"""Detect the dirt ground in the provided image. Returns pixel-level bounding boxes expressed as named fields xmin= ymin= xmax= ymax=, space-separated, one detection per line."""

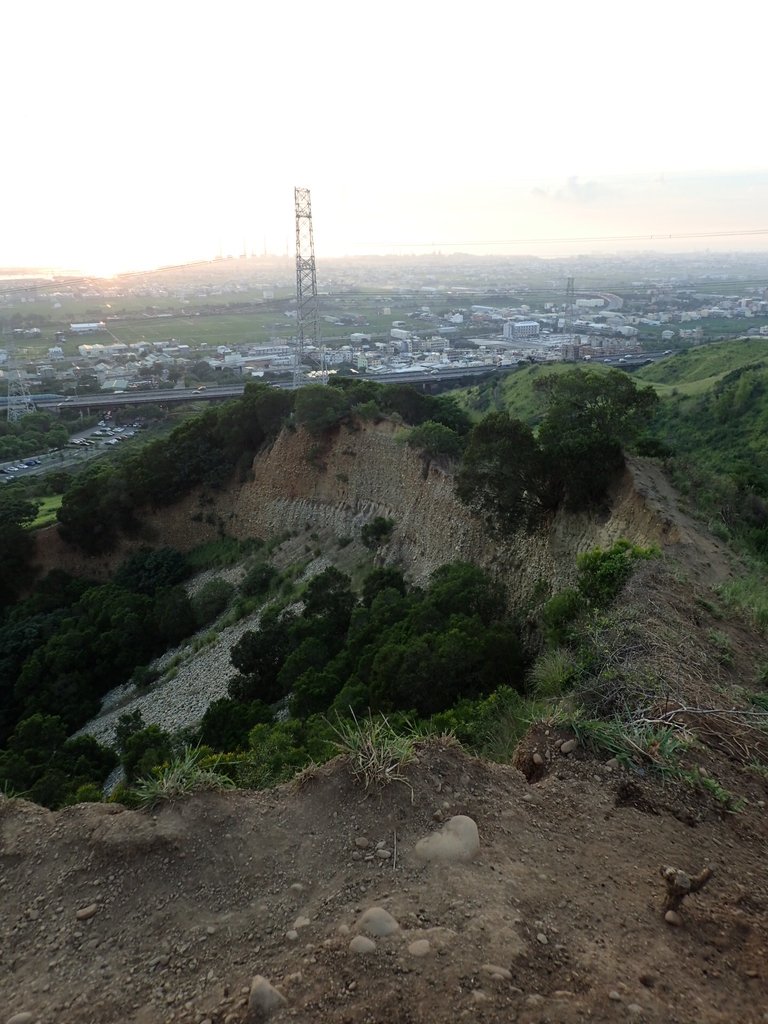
xmin=2 ymin=734 xmax=767 ymax=1024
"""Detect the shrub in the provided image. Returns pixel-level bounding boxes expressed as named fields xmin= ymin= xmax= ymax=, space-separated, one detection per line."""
xmin=541 ymin=588 xmax=584 ymax=645
xmin=576 ymin=540 xmax=656 ymax=606
xmin=191 ymin=578 xmax=235 ymax=627
xmin=240 ymin=562 xmax=279 ymax=599
xmin=529 ymin=648 xmax=579 ymax=699
xmin=361 ymin=516 xmax=395 ymax=549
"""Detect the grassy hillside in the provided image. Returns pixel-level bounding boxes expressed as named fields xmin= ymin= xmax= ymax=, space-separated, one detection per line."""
xmin=634 ymin=338 xmax=768 ymax=396
xmin=460 ymin=362 xmax=616 ymax=424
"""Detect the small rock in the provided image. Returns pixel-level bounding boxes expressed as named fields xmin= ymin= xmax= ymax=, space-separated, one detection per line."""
xmin=349 ymin=935 xmax=376 ymax=954
xmin=354 ymin=837 xmax=370 ymax=849
xmin=206 ymin=925 xmax=216 ymax=935
xmin=664 ymin=910 xmax=683 ymax=927
xmin=526 ymin=994 xmax=545 ymax=1007
xmin=293 ymin=916 xmax=310 ymax=930
xmin=26 ymin=909 xmax=39 ymax=921
xmin=537 ymin=933 xmax=548 ymax=945
xmin=285 ymin=930 xmax=299 ymax=942
xmin=627 ymin=1005 xmax=644 ymax=1016
xmin=408 ymin=939 xmax=431 ymax=957
xmin=289 ymin=883 xmax=305 ymax=893
xmin=376 ymin=849 xmax=391 ymax=860
xmin=471 ymin=990 xmax=488 ymax=1003
xmin=7 ymin=1014 xmax=35 ymax=1024
xmin=560 ymin=739 xmax=578 ymax=755
xmin=338 ymin=924 xmax=350 ymax=935
xmin=358 ymin=907 xmax=399 ymax=937
xmin=247 ymin=975 xmax=287 ymax=1022
xmin=481 ymin=963 xmax=512 ymax=980
xmin=75 ymin=904 xmax=98 ymax=921
xmin=606 ymin=758 xmax=619 ymax=770
xmin=532 ymin=753 xmax=544 ymax=766
xmin=608 ymin=990 xmax=622 ymax=1001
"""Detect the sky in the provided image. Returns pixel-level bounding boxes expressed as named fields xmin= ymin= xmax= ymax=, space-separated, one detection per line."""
xmin=3 ymin=0 xmax=767 ymax=273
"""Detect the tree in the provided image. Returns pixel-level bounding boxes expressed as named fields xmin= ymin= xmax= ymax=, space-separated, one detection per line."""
xmin=456 ymin=413 xmax=550 ymax=528
xmin=535 ymin=369 xmax=658 ymax=510
xmin=406 ymin=421 xmax=464 ymax=460
xmin=294 ymin=385 xmax=350 ymax=436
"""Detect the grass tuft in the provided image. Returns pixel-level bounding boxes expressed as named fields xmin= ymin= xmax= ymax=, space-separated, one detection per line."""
xmin=331 ymin=712 xmax=417 ymax=794
xmin=134 ymin=746 xmax=236 ymax=809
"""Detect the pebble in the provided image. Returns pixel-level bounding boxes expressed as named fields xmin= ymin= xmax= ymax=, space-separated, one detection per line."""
xmin=537 ymin=933 xmax=548 ymax=945
xmin=481 ymin=964 xmax=512 ymax=980
xmin=285 ymin=930 xmax=299 ymax=942
xmin=608 ymin=990 xmax=622 ymax=1001
xmin=349 ymin=935 xmax=376 ymax=954
xmin=470 ymin=990 xmax=489 ymax=1003
xmin=532 ymin=753 xmax=544 ymax=766
xmin=408 ymin=939 xmax=431 ymax=957
xmin=560 ymin=739 xmax=578 ymax=755
xmin=526 ymin=994 xmax=545 ymax=1007
xmin=628 ymin=1005 xmax=644 ymax=1016
xmin=358 ymin=907 xmax=399 ymax=937
xmin=376 ymin=849 xmax=391 ymax=860
xmin=75 ymin=904 xmax=98 ymax=921
xmin=247 ymin=975 xmax=287 ymax=1020
xmin=606 ymin=758 xmax=620 ymax=770
xmin=293 ymin=916 xmax=310 ymax=930
xmin=7 ymin=1014 xmax=35 ymax=1024
xmin=354 ymin=837 xmax=370 ymax=849
xmin=664 ymin=910 xmax=682 ymax=926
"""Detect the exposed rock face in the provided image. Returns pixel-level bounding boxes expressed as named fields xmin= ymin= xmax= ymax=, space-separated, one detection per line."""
xmin=31 ymin=419 xmax=687 ymax=611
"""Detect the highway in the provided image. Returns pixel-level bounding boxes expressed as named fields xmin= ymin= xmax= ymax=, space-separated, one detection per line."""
xmin=33 ymin=365 xmax=506 ymax=413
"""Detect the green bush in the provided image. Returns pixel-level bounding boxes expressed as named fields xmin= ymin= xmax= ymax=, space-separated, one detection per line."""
xmin=541 ymin=588 xmax=584 ymax=645
xmin=576 ymin=540 xmax=656 ymax=606
xmin=240 ymin=562 xmax=279 ymax=599
xmin=361 ymin=516 xmax=395 ymax=549
xmin=191 ymin=578 xmax=235 ymax=627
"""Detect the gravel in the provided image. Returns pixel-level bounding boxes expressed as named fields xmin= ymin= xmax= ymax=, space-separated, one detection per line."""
xmin=72 ymin=611 xmax=263 ymax=746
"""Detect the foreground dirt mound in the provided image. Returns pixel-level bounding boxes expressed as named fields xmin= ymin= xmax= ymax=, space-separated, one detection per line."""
xmin=2 ymin=741 xmax=767 ymax=1024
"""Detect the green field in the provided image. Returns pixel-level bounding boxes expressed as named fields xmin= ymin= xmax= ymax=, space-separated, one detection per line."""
xmin=28 ymin=494 xmax=63 ymax=529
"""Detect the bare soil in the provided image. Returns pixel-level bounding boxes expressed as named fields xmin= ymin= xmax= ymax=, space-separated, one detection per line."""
xmin=2 ymin=734 xmax=767 ymax=1024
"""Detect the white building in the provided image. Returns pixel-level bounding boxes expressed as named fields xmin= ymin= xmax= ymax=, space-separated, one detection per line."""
xmin=503 ymin=320 xmax=540 ymax=340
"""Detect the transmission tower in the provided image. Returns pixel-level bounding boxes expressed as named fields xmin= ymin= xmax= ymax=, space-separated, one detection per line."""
xmin=7 ymin=370 xmax=36 ymax=423
xmin=294 ymin=186 xmax=320 ymax=387
xmin=563 ymin=276 xmax=575 ymax=336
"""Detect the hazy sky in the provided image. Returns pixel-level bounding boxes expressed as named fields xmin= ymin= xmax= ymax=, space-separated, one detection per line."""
xmin=4 ymin=0 xmax=767 ymax=273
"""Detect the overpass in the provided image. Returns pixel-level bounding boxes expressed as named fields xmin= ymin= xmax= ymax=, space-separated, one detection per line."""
xmin=34 ymin=365 xmax=513 ymax=414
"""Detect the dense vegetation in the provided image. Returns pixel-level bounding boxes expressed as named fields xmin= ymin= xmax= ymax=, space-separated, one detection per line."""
xmin=6 ymin=353 xmax=764 ymax=811
xmin=456 ymin=368 xmax=658 ymax=524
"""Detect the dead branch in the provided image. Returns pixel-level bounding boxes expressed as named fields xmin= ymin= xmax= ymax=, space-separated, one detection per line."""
xmin=660 ymin=864 xmax=714 ymax=915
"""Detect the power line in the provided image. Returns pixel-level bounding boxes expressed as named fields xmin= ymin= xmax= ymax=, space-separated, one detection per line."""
xmin=357 ymin=228 xmax=768 ymax=248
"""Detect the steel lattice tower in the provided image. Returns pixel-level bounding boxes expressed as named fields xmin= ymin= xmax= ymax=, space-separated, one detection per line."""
xmin=7 ymin=370 xmax=36 ymax=423
xmin=294 ymin=186 xmax=320 ymax=387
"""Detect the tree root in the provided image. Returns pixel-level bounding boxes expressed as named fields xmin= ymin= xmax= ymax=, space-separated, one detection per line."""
xmin=660 ymin=864 xmax=713 ymax=915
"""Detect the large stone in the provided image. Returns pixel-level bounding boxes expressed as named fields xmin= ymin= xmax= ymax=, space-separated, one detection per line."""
xmin=414 ymin=815 xmax=480 ymax=863
xmin=358 ymin=907 xmax=399 ymax=937
xmin=246 ymin=975 xmax=287 ymax=1022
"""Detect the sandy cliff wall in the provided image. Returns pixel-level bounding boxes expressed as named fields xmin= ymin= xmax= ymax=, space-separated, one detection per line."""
xmin=32 ymin=420 xmax=687 ymax=604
